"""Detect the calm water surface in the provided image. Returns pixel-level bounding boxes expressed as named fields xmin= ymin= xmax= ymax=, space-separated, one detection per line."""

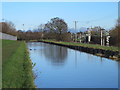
xmin=27 ymin=42 xmax=119 ymax=88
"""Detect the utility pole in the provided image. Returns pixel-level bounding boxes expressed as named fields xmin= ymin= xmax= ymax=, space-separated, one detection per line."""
xmin=87 ymin=28 xmax=91 ymax=43
xmin=100 ymin=28 xmax=105 ymax=46
xmin=22 ymin=24 xmax=24 ymax=31
xmin=73 ymin=21 xmax=78 ymax=42
xmin=73 ymin=21 xmax=78 ymax=68
xmin=100 ymin=28 xmax=103 ymax=46
xmin=79 ymin=32 xmax=82 ymax=43
xmin=39 ymin=24 xmax=44 ymax=40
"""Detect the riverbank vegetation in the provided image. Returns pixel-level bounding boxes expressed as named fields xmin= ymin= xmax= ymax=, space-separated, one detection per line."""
xmin=1 ymin=17 xmax=120 ymax=48
xmin=17 ymin=18 xmax=120 ymax=48
xmin=39 ymin=40 xmax=120 ymax=60
xmin=40 ymin=40 xmax=120 ymax=52
xmin=1 ymin=17 xmax=120 ymax=61
xmin=2 ymin=40 xmax=35 ymax=88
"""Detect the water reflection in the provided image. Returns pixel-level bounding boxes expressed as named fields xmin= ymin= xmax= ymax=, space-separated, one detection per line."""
xmin=118 ymin=61 xmax=120 ymax=89
xmin=27 ymin=42 xmax=118 ymax=88
xmin=27 ymin=42 xmax=68 ymax=66
xmin=43 ymin=44 xmax=68 ymax=65
xmin=87 ymin=54 xmax=103 ymax=64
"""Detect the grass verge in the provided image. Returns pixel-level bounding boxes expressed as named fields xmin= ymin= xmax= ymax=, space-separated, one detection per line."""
xmin=2 ymin=40 xmax=35 ymax=88
xmin=41 ymin=40 xmax=120 ymax=52
xmin=0 ymin=39 xmax=2 ymax=89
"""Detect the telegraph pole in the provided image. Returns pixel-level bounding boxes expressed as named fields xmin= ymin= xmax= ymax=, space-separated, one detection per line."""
xmin=87 ymin=28 xmax=91 ymax=43
xmin=100 ymin=28 xmax=103 ymax=46
xmin=73 ymin=21 xmax=78 ymax=67
xmin=73 ymin=21 xmax=78 ymax=42
xmin=40 ymin=24 xmax=44 ymax=39
xmin=22 ymin=24 xmax=24 ymax=31
xmin=100 ymin=28 xmax=105 ymax=46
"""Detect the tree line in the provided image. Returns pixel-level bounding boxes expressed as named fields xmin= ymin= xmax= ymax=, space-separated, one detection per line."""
xmin=109 ymin=19 xmax=120 ymax=47
xmin=0 ymin=17 xmax=120 ymax=47
xmin=0 ymin=22 xmax=17 ymax=36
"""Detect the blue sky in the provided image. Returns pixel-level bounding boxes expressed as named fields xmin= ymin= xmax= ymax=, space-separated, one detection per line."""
xmin=2 ymin=2 xmax=118 ymax=31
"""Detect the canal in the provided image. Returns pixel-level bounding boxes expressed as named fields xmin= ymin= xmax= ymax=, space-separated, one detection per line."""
xmin=27 ymin=42 xmax=119 ymax=88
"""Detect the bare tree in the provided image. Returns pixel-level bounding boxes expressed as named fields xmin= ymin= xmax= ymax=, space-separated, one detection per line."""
xmin=44 ymin=17 xmax=68 ymax=41
xmin=110 ymin=19 xmax=120 ymax=47
xmin=1 ymin=21 xmax=16 ymax=36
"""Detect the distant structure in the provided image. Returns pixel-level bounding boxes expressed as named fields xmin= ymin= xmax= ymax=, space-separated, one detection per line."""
xmin=87 ymin=28 xmax=92 ymax=43
xmin=0 ymin=32 xmax=17 ymax=40
xmin=106 ymin=31 xmax=110 ymax=46
xmin=73 ymin=21 xmax=78 ymax=42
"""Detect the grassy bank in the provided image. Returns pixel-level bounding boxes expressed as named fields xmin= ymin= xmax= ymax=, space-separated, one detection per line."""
xmin=0 ymin=40 xmax=2 ymax=89
xmin=2 ymin=40 xmax=35 ymax=88
xmin=41 ymin=40 xmax=120 ymax=52
xmin=39 ymin=40 xmax=120 ymax=60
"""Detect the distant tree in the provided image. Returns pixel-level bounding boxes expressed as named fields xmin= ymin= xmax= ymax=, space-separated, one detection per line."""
xmin=38 ymin=24 xmax=45 ymax=32
xmin=1 ymin=21 xmax=16 ymax=35
xmin=17 ymin=30 xmax=26 ymax=40
xmin=110 ymin=19 xmax=120 ymax=47
xmin=44 ymin=17 xmax=68 ymax=41
xmin=85 ymin=26 xmax=107 ymax=44
xmin=90 ymin=26 xmax=106 ymax=36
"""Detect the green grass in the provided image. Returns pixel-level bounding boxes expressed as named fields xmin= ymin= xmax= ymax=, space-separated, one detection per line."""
xmin=2 ymin=40 xmax=35 ymax=88
xmin=42 ymin=40 xmax=120 ymax=52
xmin=0 ymin=39 xmax=2 ymax=89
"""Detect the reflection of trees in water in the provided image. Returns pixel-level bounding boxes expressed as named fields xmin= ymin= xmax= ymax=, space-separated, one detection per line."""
xmin=43 ymin=44 xmax=68 ymax=65
xmin=118 ymin=61 xmax=120 ymax=89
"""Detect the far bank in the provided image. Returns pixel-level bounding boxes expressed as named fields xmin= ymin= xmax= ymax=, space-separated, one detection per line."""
xmin=36 ymin=40 xmax=120 ymax=61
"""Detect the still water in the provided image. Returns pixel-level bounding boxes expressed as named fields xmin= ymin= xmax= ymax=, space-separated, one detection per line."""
xmin=27 ymin=42 xmax=118 ymax=88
